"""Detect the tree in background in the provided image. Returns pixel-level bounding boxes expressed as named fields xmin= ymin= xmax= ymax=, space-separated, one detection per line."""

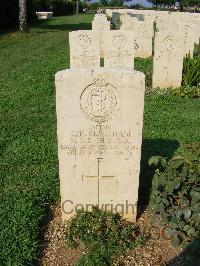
xmin=100 ymin=0 xmax=124 ymax=6
xmin=19 ymin=0 xmax=28 ymax=32
xmin=146 ymin=0 xmax=166 ymax=9
xmin=147 ymin=0 xmax=200 ymax=9
xmin=100 ymin=0 xmax=110 ymax=6
xmin=76 ymin=0 xmax=79 ymax=14
xmin=109 ymin=0 xmax=124 ymax=6
xmin=177 ymin=0 xmax=200 ymax=10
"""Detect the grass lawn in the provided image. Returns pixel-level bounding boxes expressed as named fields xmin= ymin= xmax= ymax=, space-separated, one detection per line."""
xmin=0 ymin=14 xmax=199 ymax=265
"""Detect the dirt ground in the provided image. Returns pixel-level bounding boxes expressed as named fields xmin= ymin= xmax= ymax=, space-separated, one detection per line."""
xmin=41 ymin=205 xmax=185 ymax=266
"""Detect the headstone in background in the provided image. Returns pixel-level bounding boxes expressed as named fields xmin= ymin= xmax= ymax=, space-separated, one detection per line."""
xmin=56 ymin=68 xmax=145 ymax=222
xmin=178 ymin=23 xmax=195 ymax=58
xmin=104 ymin=31 xmax=135 ymax=69
xmin=134 ymin=21 xmax=153 ymax=58
xmin=156 ymin=15 xmax=179 ymax=32
xmin=92 ymin=14 xmax=110 ymax=57
xmin=120 ymin=13 xmax=138 ymax=31
xmin=153 ymin=32 xmax=184 ymax=89
xmin=69 ymin=31 xmax=100 ymax=69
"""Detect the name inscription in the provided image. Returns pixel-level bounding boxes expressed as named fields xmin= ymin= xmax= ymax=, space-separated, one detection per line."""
xmin=61 ymin=125 xmax=138 ymax=159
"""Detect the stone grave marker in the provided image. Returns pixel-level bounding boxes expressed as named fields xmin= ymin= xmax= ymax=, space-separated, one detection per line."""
xmin=178 ymin=23 xmax=195 ymax=58
xmin=56 ymin=68 xmax=145 ymax=221
xmin=69 ymin=31 xmax=100 ymax=69
xmin=92 ymin=14 xmax=110 ymax=57
xmin=120 ymin=13 xmax=138 ymax=31
xmin=134 ymin=21 xmax=153 ymax=58
xmin=153 ymin=32 xmax=184 ymax=89
xmin=104 ymin=31 xmax=135 ymax=69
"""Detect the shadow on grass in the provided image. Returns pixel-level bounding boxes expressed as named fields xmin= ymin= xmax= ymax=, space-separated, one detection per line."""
xmin=34 ymin=201 xmax=55 ymax=266
xmin=137 ymin=138 xmax=180 ymax=217
xmin=35 ymin=22 xmax=92 ymax=32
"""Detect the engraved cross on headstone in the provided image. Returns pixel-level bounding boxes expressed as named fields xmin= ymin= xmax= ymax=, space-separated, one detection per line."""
xmin=82 ymin=158 xmax=116 ymax=205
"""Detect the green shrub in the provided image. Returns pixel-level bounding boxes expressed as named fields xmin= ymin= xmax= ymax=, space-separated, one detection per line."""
xmin=148 ymin=156 xmax=200 ymax=248
xmin=182 ymin=56 xmax=200 ymax=87
xmin=172 ymin=85 xmax=200 ymax=98
xmin=66 ymin=207 xmax=145 ymax=265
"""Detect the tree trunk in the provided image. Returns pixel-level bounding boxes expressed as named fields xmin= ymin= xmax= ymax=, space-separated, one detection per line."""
xmin=179 ymin=0 xmax=184 ymax=11
xmin=19 ymin=0 xmax=28 ymax=32
xmin=76 ymin=0 xmax=79 ymax=14
xmin=155 ymin=1 xmax=158 ymax=10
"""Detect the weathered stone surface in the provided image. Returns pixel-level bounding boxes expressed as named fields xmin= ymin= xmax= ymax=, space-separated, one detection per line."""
xmin=104 ymin=31 xmax=135 ymax=69
xmin=178 ymin=23 xmax=195 ymax=58
xmin=134 ymin=21 xmax=153 ymax=58
xmin=92 ymin=15 xmax=110 ymax=58
xmin=153 ymin=32 xmax=184 ymax=89
xmin=56 ymin=68 xmax=145 ymax=221
xmin=69 ymin=31 xmax=100 ymax=69
xmin=120 ymin=13 xmax=138 ymax=31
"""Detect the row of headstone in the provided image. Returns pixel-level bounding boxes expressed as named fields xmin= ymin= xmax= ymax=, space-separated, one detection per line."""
xmin=108 ymin=9 xmax=200 ymax=47
xmin=70 ymin=30 xmax=135 ymax=69
xmin=56 ymin=13 xmax=145 ymax=221
xmin=120 ymin=13 xmax=153 ymax=58
xmin=91 ymin=13 xmax=153 ymax=60
xmin=107 ymin=9 xmax=200 ymax=89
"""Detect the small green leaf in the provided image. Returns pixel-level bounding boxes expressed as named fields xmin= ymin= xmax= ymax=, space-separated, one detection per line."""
xmin=159 ymin=174 xmax=167 ymax=186
xmin=191 ymin=213 xmax=200 ymax=223
xmin=187 ymin=227 xmax=196 ymax=237
xmin=161 ymin=158 xmax=167 ymax=168
xmin=183 ymin=208 xmax=192 ymax=220
xmin=191 ymin=191 xmax=200 ymax=203
xmin=172 ymin=158 xmax=184 ymax=169
xmin=165 ymin=181 xmax=174 ymax=194
xmin=148 ymin=156 xmax=162 ymax=166
xmin=176 ymin=209 xmax=183 ymax=220
xmin=173 ymin=179 xmax=180 ymax=190
xmin=182 ymin=197 xmax=190 ymax=207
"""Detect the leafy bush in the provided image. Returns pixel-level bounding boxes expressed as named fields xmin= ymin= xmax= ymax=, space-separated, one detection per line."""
xmin=66 ymin=207 xmax=145 ymax=265
xmin=172 ymin=85 xmax=200 ymax=98
xmin=148 ymin=156 xmax=200 ymax=248
xmin=182 ymin=56 xmax=200 ymax=87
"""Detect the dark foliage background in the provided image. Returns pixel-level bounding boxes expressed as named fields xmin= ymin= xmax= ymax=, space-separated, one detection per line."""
xmin=0 ymin=0 xmax=86 ymax=30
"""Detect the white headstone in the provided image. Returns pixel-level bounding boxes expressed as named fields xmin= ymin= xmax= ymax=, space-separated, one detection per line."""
xmin=134 ymin=21 xmax=153 ymax=58
xmin=92 ymin=15 xmax=110 ymax=58
xmin=153 ymin=32 xmax=184 ymax=89
xmin=69 ymin=31 xmax=100 ymax=69
xmin=56 ymin=68 xmax=145 ymax=221
xmin=178 ymin=23 xmax=195 ymax=58
xmin=104 ymin=31 xmax=135 ymax=69
xmin=120 ymin=13 xmax=138 ymax=31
